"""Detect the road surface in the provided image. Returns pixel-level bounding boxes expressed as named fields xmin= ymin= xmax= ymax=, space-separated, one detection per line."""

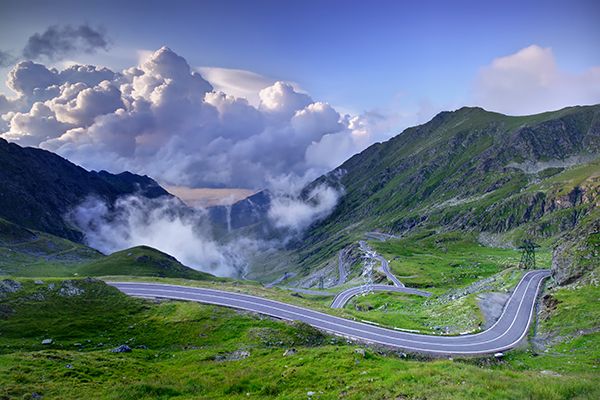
xmin=109 ymin=269 xmax=550 ymax=355
xmin=331 ymin=284 xmax=431 ymax=308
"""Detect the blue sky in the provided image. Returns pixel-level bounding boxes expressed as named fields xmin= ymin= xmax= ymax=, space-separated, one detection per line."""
xmin=0 ymin=0 xmax=599 ymax=191
xmin=1 ymin=0 xmax=598 ymax=112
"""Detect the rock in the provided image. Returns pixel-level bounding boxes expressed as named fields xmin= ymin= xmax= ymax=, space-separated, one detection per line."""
xmin=47 ymin=283 xmax=55 ymax=290
xmin=0 ymin=279 xmax=22 ymax=297
xmin=136 ymin=345 xmax=148 ymax=349
xmin=354 ymin=348 xmax=366 ymax=357
xmin=58 ymin=280 xmax=84 ymax=297
xmin=34 ymin=280 xmax=44 ymax=285
xmin=540 ymin=370 xmax=561 ymax=377
xmin=111 ymin=345 xmax=132 ymax=353
xmin=41 ymin=339 xmax=53 ymax=345
xmin=215 ymin=350 xmax=250 ymax=361
xmin=307 ymin=391 xmax=315 ymax=397
xmin=66 ymin=364 xmax=73 ymax=369
xmin=283 ymin=348 xmax=297 ymax=357
xmin=31 ymin=393 xmax=43 ymax=399
xmin=494 ymin=352 xmax=504 ymax=358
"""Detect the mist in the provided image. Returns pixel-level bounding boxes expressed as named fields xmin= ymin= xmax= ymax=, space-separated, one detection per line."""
xmin=68 ymin=182 xmax=343 ymax=278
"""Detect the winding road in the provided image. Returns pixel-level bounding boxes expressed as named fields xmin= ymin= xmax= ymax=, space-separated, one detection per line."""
xmin=109 ymin=269 xmax=550 ymax=355
xmin=358 ymin=241 xmax=404 ymax=287
xmin=331 ymin=284 xmax=431 ymax=308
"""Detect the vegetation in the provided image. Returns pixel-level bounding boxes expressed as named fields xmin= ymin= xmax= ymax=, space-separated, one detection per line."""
xmin=1 ymin=278 xmax=598 ymax=400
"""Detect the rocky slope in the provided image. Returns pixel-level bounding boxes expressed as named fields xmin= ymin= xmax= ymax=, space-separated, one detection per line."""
xmin=0 ymin=138 xmax=170 ymax=242
xmin=283 ymin=105 xmax=600 ymax=279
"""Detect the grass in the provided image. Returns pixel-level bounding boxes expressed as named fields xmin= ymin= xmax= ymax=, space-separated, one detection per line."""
xmin=370 ymin=231 xmax=549 ymax=291
xmin=1 ymin=278 xmax=598 ymax=399
xmin=1 ymin=217 xmax=216 ymax=281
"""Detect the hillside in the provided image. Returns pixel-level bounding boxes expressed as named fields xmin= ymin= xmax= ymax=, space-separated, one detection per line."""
xmin=0 ymin=216 xmax=216 ymax=280
xmin=77 ymin=246 xmax=217 ymax=280
xmin=0 ymin=138 xmax=170 ymax=242
xmin=1 ymin=277 xmax=598 ymax=399
xmin=283 ymin=105 xmax=600 ymax=277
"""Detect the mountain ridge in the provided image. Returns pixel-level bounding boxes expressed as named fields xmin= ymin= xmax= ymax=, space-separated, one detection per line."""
xmin=0 ymin=138 xmax=171 ymax=242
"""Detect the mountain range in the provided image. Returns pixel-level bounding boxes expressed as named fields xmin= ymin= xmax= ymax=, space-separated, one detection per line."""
xmin=0 ymin=105 xmax=598 ymax=286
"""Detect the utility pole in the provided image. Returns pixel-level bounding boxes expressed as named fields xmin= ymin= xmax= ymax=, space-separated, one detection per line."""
xmin=518 ymin=239 xmax=540 ymax=269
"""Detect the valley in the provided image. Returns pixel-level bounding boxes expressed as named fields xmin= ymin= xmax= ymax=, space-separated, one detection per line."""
xmin=1 ymin=104 xmax=598 ymax=399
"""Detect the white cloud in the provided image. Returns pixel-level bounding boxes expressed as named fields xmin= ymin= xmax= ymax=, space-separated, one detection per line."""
xmin=473 ymin=45 xmax=600 ymax=115
xmin=68 ymin=195 xmax=250 ymax=276
xmin=268 ymin=184 xmax=341 ymax=232
xmin=197 ymin=66 xmax=274 ymax=107
xmin=0 ymin=46 xmax=431 ymax=190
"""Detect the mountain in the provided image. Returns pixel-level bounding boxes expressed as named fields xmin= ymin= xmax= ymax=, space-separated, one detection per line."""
xmin=281 ymin=105 xmax=600 ymax=278
xmin=208 ymin=190 xmax=272 ymax=233
xmin=0 ymin=138 xmax=170 ymax=242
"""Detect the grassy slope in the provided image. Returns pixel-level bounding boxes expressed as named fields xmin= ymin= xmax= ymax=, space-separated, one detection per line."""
xmin=281 ymin=105 xmax=600 ymax=279
xmin=1 ymin=279 xmax=598 ymax=400
xmin=77 ymin=246 xmax=218 ymax=281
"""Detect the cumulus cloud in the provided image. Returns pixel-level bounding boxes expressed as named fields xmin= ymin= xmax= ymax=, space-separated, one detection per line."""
xmin=473 ymin=45 xmax=600 ymax=115
xmin=0 ymin=46 xmax=388 ymax=190
xmin=197 ymin=66 xmax=276 ymax=107
xmin=23 ymin=24 xmax=109 ymax=61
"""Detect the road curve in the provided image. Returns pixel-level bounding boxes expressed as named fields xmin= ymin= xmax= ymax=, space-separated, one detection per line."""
xmin=358 ymin=241 xmax=404 ymax=287
xmin=109 ymin=269 xmax=550 ymax=355
xmin=331 ymin=284 xmax=431 ymax=308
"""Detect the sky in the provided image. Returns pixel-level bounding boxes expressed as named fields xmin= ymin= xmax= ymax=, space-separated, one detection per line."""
xmin=0 ymin=0 xmax=599 ymax=193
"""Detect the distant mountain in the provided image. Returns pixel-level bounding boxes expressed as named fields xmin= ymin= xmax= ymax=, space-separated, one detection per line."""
xmin=289 ymin=105 xmax=600 ymax=276
xmin=0 ymin=138 xmax=170 ymax=242
xmin=208 ymin=190 xmax=272 ymax=233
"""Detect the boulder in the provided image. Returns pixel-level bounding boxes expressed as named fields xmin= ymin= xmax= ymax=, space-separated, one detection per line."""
xmin=283 ymin=348 xmax=297 ymax=357
xmin=111 ymin=345 xmax=132 ymax=353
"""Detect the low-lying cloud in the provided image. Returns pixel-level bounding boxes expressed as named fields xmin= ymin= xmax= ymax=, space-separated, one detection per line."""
xmin=68 ymin=183 xmax=342 ymax=277
xmin=68 ymin=195 xmax=245 ymax=276
xmin=268 ymin=184 xmax=341 ymax=232
xmin=66 ymin=195 xmax=266 ymax=277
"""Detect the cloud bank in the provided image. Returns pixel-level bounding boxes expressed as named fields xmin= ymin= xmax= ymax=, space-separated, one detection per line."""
xmin=0 ymin=47 xmax=380 ymax=190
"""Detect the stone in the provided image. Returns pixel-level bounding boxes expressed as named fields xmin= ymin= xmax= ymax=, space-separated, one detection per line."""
xmin=354 ymin=348 xmax=366 ymax=357
xmin=111 ymin=345 xmax=132 ymax=353
xmin=0 ymin=279 xmax=22 ymax=296
xmin=58 ymin=280 xmax=84 ymax=297
xmin=34 ymin=280 xmax=44 ymax=285
xmin=215 ymin=350 xmax=250 ymax=361
xmin=283 ymin=348 xmax=297 ymax=357
xmin=41 ymin=339 xmax=53 ymax=345
xmin=307 ymin=391 xmax=315 ymax=397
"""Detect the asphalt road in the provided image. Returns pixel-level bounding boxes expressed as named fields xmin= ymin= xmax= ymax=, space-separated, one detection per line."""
xmin=109 ymin=269 xmax=550 ymax=355
xmin=331 ymin=284 xmax=431 ymax=308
